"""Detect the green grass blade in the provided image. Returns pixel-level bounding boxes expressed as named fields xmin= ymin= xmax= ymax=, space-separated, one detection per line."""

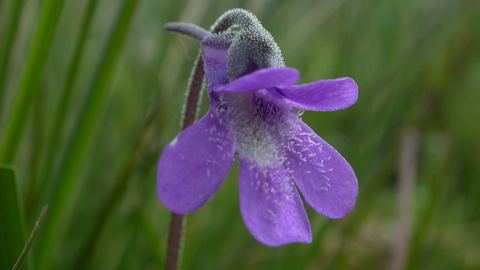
xmin=12 ymin=205 xmax=48 ymax=270
xmin=72 ymin=111 xmax=161 ymax=268
xmin=0 ymin=165 xmax=25 ymax=270
xmin=0 ymin=0 xmax=67 ymax=164
xmin=37 ymin=0 xmax=141 ymax=267
xmin=0 ymin=0 xmax=26 ymax=108
xmin=41 ymin=0 xmax=100 ymax=205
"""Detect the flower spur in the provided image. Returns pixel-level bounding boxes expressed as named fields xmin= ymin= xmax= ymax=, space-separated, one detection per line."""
xmin=158 ymin=9 xmax=358 ymax=246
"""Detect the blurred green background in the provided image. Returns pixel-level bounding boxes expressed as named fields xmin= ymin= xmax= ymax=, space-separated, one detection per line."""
xmin=1 ymin=0 xmax=479 ymax=269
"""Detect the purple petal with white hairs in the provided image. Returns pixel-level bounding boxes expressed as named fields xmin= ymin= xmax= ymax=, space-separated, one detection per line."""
xmin=285 ymin=121 xmax=358 ymax=219
xmin=158 ymin=109 xmax=235 ymax=214
xmin=215 ymin=67 xmax=300 ymax=92
xmin=238 ymin=158 xmax=311 ymax=246
xmin=275 ymin=77 xmax=358 ymax=111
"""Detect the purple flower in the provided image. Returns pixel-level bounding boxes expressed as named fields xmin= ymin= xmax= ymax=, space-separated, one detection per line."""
xmin=158 ymin=9 xmax=358 ymax=246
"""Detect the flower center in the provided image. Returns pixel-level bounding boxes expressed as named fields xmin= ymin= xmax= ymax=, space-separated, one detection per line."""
xmin=220 ymin=90 xmax=294 ymax=168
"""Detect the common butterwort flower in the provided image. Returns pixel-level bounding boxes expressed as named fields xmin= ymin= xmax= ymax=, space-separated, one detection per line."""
xmin=158 ymin=9 xmax=358 ymax=246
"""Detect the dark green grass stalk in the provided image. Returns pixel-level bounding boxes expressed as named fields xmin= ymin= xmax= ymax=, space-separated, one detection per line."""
xmin=0 ymin=166 xmax=25 ymax=270
xmin=36 ymin=0 xmax=140 ymax=268
xmin=26 ymin=83 xmax=46 ymax=222
xmin=39 ymin=0 xmax=99 ymax=215
xmin=407 ymin=138 xmax=453 ymax=269
xmin=0 ymin=0 xmax=26 ymax=110
xmin=72 ymin=111 xmax=161 ymax=269
xmin=138 ymin=208 xmax=165 ymax=268
xmin=0 ymin=0 xmax=67 ymax=164
xmin=281 ymin=219 xmax=334 ymax=270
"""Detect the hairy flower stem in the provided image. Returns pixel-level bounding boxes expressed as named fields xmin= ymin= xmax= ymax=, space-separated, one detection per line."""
xmin=181 ymin=55 xmax=205 ymax=131
xmin=165 ymin=213 xmax=186 ymax=270
xmin=165 ymin=53 xmax=204 ymax=270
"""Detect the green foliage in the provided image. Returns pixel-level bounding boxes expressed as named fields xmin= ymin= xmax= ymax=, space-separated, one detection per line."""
xmin=0 ymin=0 xmax=479 ymax=269
xmin=0 ymin=165 xmax=25 ymax=270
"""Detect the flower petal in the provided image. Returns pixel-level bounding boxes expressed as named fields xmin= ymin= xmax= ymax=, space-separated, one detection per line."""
xmin=238 ymin=158 xmax=311 ymax=246
xmin=215 ymin=67 xmax=300 ymax=93
xmin=202 ymin=44 xmax=230 ymax=87
xmin=285 ymin=121 xmax=358 ymax=219
xmin=157 ymin=109 xmax=235 ymax=214
xmin=275 ymin=77 xmax=358 ymax=111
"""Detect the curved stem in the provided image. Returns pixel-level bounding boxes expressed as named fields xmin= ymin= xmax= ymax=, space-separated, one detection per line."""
xmin=211 ymin=8 xmax=259 ymax=33
xmin=165 ymin=53 xmax=204 ymax=270
xmin=12 ymin=206 xmax=48 ymax=270
xmin=165 ymin=213 xmax=186 ymax=270
xmin=164 ymin=23 xmax=210 ymax=41
xmin=181 ymin=55 xmax=204 ymax=130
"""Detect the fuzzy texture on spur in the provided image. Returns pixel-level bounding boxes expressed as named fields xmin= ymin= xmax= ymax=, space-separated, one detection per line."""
xmin=158 ymin=9 xmax=359 ymax=246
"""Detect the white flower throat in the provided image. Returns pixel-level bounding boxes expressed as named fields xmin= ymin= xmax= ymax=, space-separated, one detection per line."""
xmin=219 ymin=89 xmax=295 ymax=168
